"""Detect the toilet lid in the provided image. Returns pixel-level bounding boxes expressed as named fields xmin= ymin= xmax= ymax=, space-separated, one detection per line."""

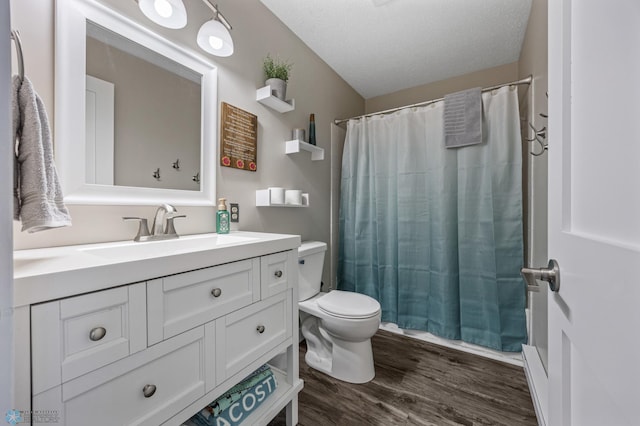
xmin=317 ymin=290 xmax=381 ymax=319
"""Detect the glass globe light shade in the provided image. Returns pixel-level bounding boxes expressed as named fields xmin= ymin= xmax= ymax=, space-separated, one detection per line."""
xmin=197 ymin=19 xmax=234 ymax=57
xmin=137 ymin=0 xmax=187 ymax=29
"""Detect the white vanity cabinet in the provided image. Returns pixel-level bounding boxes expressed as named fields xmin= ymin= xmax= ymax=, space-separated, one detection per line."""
xmin=147 ymin=258 xmax=261 ymax=345
xmin=31 ymin=283 xmax=148 ymax=393
xmin=14 ymin=235 xmax=302 ymax=426
xmin=33 ymin=327 xmax=207 ymax=426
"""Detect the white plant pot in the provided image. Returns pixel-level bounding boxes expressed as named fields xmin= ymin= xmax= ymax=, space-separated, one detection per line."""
xmin=266 ymin=78 xmax=287 ymax=101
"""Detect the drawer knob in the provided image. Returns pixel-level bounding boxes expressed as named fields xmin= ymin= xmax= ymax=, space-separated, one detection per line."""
xmin=89 ymin=327 xmax=107 ymax=342
xmin=211 ymin=288 xmax=222 ymax=298
xmin=274 ymin=270 xmax=283 ymax=278
xmin=143 ymin=384 xmax=157 ymax=398
xmin=256 ymin=325 xmax=266 ymax=334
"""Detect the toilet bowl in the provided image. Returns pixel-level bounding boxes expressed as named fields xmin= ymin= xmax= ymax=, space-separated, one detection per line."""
xmin=297 ymin=241 xmax=381 ymax=384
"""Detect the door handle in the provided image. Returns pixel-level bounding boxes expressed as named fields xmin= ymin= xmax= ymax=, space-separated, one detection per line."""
xmin=521 ymin=259 xmax=560 ymax=292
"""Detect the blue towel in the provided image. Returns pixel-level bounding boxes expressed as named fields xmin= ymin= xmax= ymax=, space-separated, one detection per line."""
xmin=185 ymin=365 xmax=277 ymax=426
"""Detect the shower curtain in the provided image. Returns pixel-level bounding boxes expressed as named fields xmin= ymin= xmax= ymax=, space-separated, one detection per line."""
xmin=337 ymin=86 xmax=526 ymax=352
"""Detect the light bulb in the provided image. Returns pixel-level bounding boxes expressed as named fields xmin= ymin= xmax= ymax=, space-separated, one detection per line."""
xmin=153 ymin=0 xmax=173 ymax=18
xmin=197 ymin=19 xmax=234 ymax=57
xmin=208 ymin=36 xmax=224 ymax=50
xmin=138 ymin=0 xmax=186 ymax=29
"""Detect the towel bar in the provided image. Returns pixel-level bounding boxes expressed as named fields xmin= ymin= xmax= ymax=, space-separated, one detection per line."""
xmin=10 ymin=29 xmax=24 ymax=84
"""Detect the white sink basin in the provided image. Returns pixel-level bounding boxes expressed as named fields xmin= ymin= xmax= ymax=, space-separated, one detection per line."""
xmin=79 ymin=233 xmax=259 ymax=261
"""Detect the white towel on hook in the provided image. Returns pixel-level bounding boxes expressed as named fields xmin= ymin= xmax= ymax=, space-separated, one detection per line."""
xmin=14 ymin=76 xmax=72 ymax=233
xmin=443 ymin=87 xmax=483 ymax=148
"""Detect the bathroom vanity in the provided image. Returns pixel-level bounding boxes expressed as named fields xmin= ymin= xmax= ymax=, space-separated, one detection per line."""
xmin=12 ymin=232 xmax=302 ymax=425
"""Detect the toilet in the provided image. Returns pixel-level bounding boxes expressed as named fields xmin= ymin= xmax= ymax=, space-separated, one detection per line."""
xmin=297 ymin=241 xmax=381 ymax=384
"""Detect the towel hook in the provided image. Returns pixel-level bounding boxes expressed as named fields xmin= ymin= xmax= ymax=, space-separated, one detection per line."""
xmin=10 ymin=30 xmax=24 ymax=84
xmin=526 ymin=123 xmax=548 ymax=156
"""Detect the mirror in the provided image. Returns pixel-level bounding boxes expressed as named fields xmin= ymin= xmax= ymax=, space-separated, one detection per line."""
xmin=86 ymin=22 xmax=202 ymax=191
xmin=55 ymin=0 xmax=217 ymax=205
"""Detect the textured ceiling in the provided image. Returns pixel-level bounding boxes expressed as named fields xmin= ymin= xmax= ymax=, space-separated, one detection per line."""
xmin=260 ymin=0 xmax=532 ymax=99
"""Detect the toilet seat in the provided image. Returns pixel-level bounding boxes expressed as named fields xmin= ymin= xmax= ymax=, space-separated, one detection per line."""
xmin=317 ymin=290 xmax=381 ymax=319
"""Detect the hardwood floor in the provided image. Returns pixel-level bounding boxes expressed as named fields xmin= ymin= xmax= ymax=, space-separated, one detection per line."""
xmin=269 ymin=330 xmax=537 ymax=425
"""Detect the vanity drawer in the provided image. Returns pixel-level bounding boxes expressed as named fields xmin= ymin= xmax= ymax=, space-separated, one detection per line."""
xmin=260 ymin=250 xmax=295 ymax=298
xmin=216 ymin=291 xmax=292 ymax=381
xmin=33 ymin=327 xmax=205 ymax=426
xmin=31 ymin=283 xmax=147 ymax=394
xmin=147 ymin=258 xmax=260 ymax=345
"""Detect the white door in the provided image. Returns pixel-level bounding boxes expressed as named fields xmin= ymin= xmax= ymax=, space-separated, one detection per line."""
xmin=547 ymin=1 xmax=640 ymax=425
xmin=85 ymin=75 xmax=114 ymax=185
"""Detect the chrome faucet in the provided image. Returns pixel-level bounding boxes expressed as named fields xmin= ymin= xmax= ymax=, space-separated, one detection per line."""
xmin=151 ymin=203 xmax=177 ymax=236
xmin=123 ymin=203 xmax=186 ymax=242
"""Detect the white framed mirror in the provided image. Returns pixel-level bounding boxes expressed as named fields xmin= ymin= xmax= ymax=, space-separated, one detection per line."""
xmin=55 ymin=0 xmax=217 ymax=205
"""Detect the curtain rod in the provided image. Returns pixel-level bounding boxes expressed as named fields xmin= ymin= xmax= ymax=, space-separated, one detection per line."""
xmin=334 ymin=75 xmax=533 ymax=126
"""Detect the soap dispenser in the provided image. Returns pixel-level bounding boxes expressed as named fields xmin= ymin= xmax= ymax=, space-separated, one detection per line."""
xmin=216 ymin=198 xmax=230 ymax=234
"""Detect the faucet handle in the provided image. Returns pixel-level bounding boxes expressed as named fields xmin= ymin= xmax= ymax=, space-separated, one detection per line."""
xmin=123 ymin=217 xmax=151 ymax=242
xmin=165 ymin=215 xmax=186 ymax=236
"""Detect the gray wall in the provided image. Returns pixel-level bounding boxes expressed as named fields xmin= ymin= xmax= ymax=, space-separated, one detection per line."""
xmin=11 ymin=0 xmax=365 ymax=289
xmin=518 ymin=0 xmax=549 ymax=371
xmin=365 ymin=62 xmax=519 ymax=113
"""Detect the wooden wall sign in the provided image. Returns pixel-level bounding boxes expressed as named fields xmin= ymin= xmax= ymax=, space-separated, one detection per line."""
xmin=220 ymin=102 xmax=258 ymax=171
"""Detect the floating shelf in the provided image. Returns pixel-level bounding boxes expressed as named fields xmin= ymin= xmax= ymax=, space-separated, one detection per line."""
xmin=256 ymin=85 xmax=295 ymax=113
xmin=285 ymin=139 xmax=324 ymax=161
xmin=256 ymin=189 xmax=309 ymax=207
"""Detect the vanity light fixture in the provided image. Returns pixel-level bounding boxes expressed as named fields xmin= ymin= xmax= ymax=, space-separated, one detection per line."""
xmin=136 ymin=0 xmax=188 ymax=29
xmin=136 ymin=0 xmax=234 ymax=57
xmin=196 ymin=2 xmax=234 ymax=57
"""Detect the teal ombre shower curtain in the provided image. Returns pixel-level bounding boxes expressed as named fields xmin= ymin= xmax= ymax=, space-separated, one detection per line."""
xmin=337 ymin=86 xmax=526 ymax=352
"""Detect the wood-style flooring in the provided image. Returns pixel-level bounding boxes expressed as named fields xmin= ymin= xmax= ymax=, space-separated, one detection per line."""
xmin=269 ymin=330 xmax=537 ymax=425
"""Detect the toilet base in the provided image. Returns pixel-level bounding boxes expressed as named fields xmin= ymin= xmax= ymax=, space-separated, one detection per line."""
xmin=301 ymin=315 xmax=375 ymax=384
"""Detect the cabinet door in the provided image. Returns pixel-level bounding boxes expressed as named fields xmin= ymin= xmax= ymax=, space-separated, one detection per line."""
xmin=260 ymin=250 xmax=296 ymax=298
xmin=147 ymin=258 xmax=260 ymax=345
xmin=216 ymin=291 xmax=292 ymax=381
xmin=33 ymin=327 xmax=206 ymax=426
xmin=31 ymin=283 xmax=147 ymax=394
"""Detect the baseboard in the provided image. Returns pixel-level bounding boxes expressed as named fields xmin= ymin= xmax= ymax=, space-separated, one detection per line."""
xmin=522 ymin=344 xmax=548 ymax=426
xmin=380 ymin=323 xmax=523 ymax=366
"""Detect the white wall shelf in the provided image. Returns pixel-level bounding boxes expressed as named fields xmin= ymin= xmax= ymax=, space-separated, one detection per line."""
xmin=256 ymin=86 xmax=295 ymax=113
xmin=285 ymin=139 xmax=324 ymax=161
xmin=256 ymin=189 xmax=309 ymax=207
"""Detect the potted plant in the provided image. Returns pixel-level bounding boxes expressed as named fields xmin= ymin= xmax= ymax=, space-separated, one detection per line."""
xmin=263 ymin=54 xmax=293 ymax=101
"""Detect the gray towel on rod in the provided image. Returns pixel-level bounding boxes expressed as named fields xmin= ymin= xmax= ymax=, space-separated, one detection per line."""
xmin=443 ymin=87 xmax=482 ymax=148
xmin=12 ymin=76 xmax=21 ymax=220
xmin=14 ymin=76 xmax=72 ymax=233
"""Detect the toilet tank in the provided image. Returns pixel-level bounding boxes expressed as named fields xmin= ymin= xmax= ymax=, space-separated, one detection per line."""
xmin=297 ymin=241 xmax=327 ymax=301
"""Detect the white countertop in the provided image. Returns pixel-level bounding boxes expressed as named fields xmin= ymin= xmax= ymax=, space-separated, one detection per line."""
xmin=13 ymin=231 xmax=301 ymax=307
